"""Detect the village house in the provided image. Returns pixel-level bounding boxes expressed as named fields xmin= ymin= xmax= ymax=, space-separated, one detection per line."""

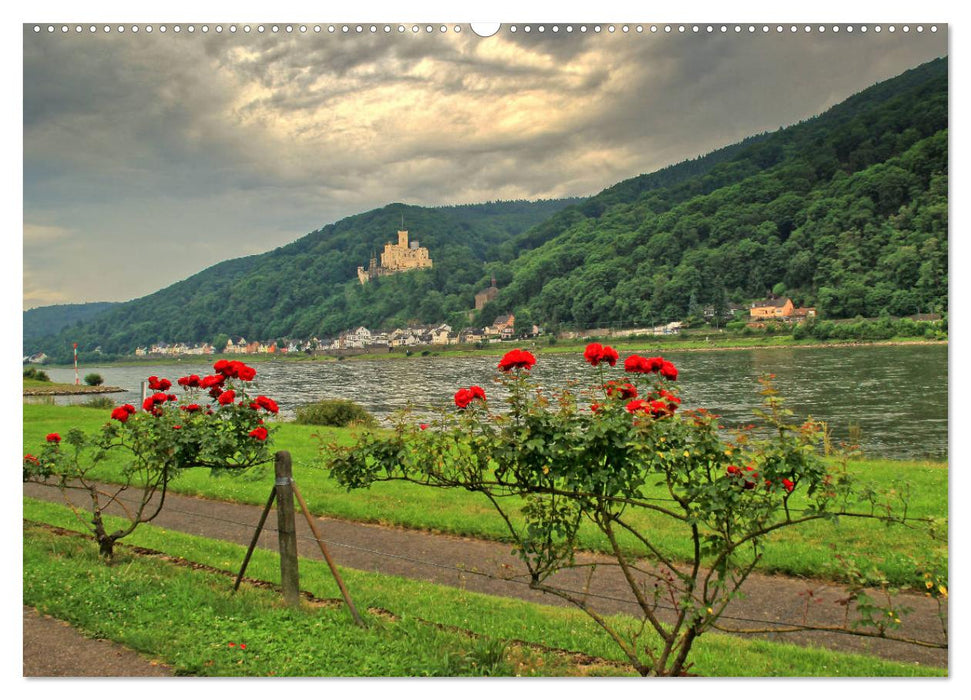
xmin=390 ymin=328 xmax=427 ymax=348
xmin=429 ymin=323 xmax=453 ymax=345
xmin=459 ymin=328 xmax=485 ymax=344
xmin=224 ymin=337 xmax=248 ymax=354
xmin=183 ymin=343 xmax=214 ymax=355
xmin=749 ymin=296 xmax=816 ymax=323
xmin=339 ymin=327 xmax=372 ymax=349
xmin=484 ymin=314 xmax=515 ymax=338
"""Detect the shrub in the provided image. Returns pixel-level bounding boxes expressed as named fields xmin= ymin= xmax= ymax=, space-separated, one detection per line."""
xmin=23 ymin=367 xmax=50 ymax=382
xmin=24 ymin=360 xmax=278 ymax=561
xmin=295 ymin=398 xmax=377 ymax=428
xmin=327 ymin=345 xmax=946 ymax=676
xmin=83 ymin=373 xmax=104 ymax=386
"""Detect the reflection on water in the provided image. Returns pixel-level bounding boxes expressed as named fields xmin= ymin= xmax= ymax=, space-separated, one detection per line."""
xmin=33 ymin=344 xmax=947 ymax=460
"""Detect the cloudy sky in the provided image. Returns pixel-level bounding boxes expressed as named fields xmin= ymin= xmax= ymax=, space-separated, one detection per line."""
xmin=22 ymin=21 xmax=947 ymax=309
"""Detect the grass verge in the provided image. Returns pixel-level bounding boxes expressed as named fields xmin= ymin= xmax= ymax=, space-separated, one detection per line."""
xmin=24 ymin=498 xmax=945 ymax=677
xmin=23 ymin=404 xmax=948 ymax=586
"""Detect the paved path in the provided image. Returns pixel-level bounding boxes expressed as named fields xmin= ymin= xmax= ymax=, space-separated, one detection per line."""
xmin=23 ymin=606 xmax=173 ymax=677
xmin=23 ymin=482 xmax=948 ymax=671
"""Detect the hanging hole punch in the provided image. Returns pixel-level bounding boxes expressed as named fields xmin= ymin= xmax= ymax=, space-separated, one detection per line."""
xmin=470 ymin=23 xmax=500 ymax=37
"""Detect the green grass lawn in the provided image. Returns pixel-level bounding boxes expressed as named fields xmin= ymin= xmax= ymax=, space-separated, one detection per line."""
xmin=23 ymin=403 xmax=948 ymax=586
xmin=23 ymin=498 xmax=945 ymax=677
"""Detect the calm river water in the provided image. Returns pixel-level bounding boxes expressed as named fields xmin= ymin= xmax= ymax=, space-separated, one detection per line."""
xmin=35 ymin=344 xmax=948 ymax=461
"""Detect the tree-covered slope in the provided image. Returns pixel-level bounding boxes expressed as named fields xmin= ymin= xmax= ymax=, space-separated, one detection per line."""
xmin=30 ymin=199 xmax=579 ymax=358
xmin=22 ymin=302 xmax=118 ymax=346
xmin=489 ymin=57 xmax=947 ymax=329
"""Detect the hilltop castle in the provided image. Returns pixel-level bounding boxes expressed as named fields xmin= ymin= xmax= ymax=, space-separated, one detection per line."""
xmin=358 ymin=229 xmax=433 ymax=284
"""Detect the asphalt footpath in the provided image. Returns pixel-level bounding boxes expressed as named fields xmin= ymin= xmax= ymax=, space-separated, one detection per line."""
xmin=23 ymin=481 xmax=948 ymax=672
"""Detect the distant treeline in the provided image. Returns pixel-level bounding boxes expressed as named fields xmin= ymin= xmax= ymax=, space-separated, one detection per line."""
xmin=23 ymin=302 xmax=118 ymax=346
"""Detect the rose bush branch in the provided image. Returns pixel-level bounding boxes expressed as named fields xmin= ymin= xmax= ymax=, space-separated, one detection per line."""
xmin=24 ymin=361 xmax=279 ymax=562
xmin=324 ymin=345 xmax=946 ymax=676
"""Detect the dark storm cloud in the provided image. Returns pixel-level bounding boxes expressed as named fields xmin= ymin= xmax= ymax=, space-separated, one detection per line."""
xmin=22 ymin=24 xmax=947 ymax=308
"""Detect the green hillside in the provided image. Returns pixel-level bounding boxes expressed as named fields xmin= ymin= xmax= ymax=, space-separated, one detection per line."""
xmin=30 ymin=199 xmax=580 ymax=358
xmin=29 ymin=57 xmax=947 ymax=360
xmin=23 ymin=302 xmax=118 ymax=346
xmin=489 ymin=57 xmax=947 ymax=329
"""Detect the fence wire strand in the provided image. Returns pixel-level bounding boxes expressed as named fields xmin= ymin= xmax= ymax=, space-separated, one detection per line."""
xmin=23 ymin=481 xmax=944 ymax=645
xmin=25 ymin=481 xmax=946 ymax=645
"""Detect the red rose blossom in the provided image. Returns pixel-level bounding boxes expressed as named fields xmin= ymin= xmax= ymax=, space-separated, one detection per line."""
xmin=181 ymin=403 xmax=202 ymax=413
xmin=455 ymin=385 xmax=487 ymax=408
xmin=454 ymin=388 xmax=474 ymax=409
xmin=24 ymin=453 xmax=40 ymax=465
xmin=248 ymin=426 xmax=268 ymax=441
xmin=177 ymin=374 xmax=202 ymax=388
xmin=217 ymin=389 xmax=236 ymax=405
xmin=584 ymin=343 xmax=619 ymax=367
xmin=111 ymin=406 xmax=132 ymax=422
xmin=584 ymin=343 xmax=603 ymax=365
xmin=623 ymin=355 xmax=650 ymax=373
xmin=659 ymin=360 xmax=678 ymax=381
xmin=649 ymin=400 xmax=672 ymax=417
xmin=147 ymin=376 xmax=172 ymax=391
xmin=253 ymin=395 xmax=279 ymax=413
xmin=199 ymin=375 xmax=225 ymax=389
xmin=782 ymin=478 xmax=795 ymax=493
xmin=625 ymin=399 xmax=651 ymax=414
xmin=419 ymin=423 xmax=429 ymax=430
xmin=214 ymin=360 xmax=257 ymax=381
xmin=46 ymin=433 xmax=61 ymax=443
xmin=498 ymin=348 xmax=536 ymax=372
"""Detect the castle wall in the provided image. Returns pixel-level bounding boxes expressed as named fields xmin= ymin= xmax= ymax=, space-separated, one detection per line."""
xmin=359 ymin=229 xmax=433 ymax=283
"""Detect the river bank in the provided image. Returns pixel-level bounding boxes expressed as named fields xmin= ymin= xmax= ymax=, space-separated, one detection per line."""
xmin=23 ymin=382 xmax=125 ymax=396
xmin=36 ymin=336 xmax=948 ymax=369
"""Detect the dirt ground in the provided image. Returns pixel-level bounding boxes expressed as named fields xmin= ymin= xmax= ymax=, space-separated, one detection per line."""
xmin=22 ymin=482 xmax=948 ymax=675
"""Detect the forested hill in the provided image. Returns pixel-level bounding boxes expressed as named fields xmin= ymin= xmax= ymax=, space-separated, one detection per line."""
xmin=485 ymin=57 xmax=947 ymax=329
xmin=23 ymin=302 xmax=118 ymax=346
xmin=28 ymin=199 xmax=581 ymax=358
xmin=27 ymin=131 xmax=770 ymax=360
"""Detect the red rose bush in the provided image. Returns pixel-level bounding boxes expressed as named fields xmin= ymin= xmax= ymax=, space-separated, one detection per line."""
xmin=24 ymin=360 xmax=278 ymax=561
xmin=326 ymin=344 xmax=943 ymax=675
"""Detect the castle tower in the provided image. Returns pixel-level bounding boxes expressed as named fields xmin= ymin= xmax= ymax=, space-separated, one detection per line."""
xmin=398 ymin=230 xmax=409 ymax=248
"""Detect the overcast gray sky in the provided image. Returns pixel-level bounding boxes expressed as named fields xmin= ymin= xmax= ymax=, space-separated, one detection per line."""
xmin=22 ymin=23 xmax=947 ymax=309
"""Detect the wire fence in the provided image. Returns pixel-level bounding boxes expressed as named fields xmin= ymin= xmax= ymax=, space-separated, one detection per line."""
xmin=24 ymin=479 xmax=947 ymax=647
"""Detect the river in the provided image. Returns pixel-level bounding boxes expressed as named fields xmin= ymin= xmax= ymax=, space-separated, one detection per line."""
xmin=33 ymin=344 xmax=948 ymax=461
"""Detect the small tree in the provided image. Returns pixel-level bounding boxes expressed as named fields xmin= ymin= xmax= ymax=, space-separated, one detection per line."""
xmin=326 ymin=346 xmax=946 ymax=676
xmin=24 ymin=360 xmax=280 ymax=561
xmin=83 ymin=373 xmax=104 ymax=386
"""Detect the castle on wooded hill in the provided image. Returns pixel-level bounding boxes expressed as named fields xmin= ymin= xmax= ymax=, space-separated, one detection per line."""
xmin=357 ymin=229 xmax=433 ymax=284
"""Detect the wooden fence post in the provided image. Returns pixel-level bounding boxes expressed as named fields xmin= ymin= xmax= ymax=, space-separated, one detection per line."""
xmin=274 ymin=450 xmax=301 ymax=606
